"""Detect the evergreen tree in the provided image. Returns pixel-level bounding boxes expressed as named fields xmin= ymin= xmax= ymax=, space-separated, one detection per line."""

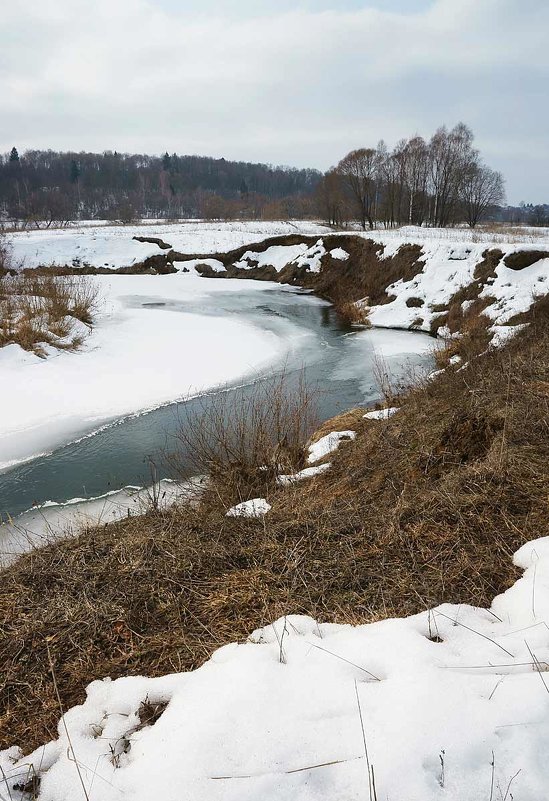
xmin=162 ymin=152 xmax=172 ymax=171
xmin=9 ymin=147 xmax=19 ymax=163
xmin=70 ymin=159 xmax=80 ymax=184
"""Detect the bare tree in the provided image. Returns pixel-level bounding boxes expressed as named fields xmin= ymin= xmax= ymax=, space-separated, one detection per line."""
xmin=428 ymin=123 xmax=476 ymax=227
xmin=336 ymin=148 xmax=379 ymax=230
xmin=461 ymin=164 xmax=505 ymax=227
xmin=403 ymin=136 xmax=429 ymax=225
xmin=315 ymin=169 xmax=349 ymax=227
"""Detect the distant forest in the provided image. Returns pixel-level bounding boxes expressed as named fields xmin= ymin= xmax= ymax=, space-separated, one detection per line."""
xmin=0 ymin=130 xmax=547 ymax=229
xmin=0 ymin=149 xmax=321 ymax=225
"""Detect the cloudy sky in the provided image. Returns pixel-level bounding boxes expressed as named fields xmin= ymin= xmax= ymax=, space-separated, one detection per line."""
xmin=1 ymin=0 xmax=547 ymax=203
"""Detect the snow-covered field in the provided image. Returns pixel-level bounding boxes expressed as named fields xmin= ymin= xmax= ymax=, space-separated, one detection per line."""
xmin=0 ymin=274 xmax=294 ymax=472
xmin=3 ymin=536 xmax=549 ymax=800
xmin=356 ymin=223 xmax=549 ymax=248
xmin=8 ymin=220 xmax=331 ymax=269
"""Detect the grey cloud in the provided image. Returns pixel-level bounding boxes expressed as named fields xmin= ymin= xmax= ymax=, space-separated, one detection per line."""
xmin=0 ymin=0 xmax=547 ymax=203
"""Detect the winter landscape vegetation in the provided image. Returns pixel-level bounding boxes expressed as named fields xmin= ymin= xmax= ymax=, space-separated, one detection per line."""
xmin=1 ymin=1 xmax=549 ymax=799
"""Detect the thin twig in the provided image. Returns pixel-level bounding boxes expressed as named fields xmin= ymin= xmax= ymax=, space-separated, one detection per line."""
xmin=46 ymin=642 xmax=90 ymax=801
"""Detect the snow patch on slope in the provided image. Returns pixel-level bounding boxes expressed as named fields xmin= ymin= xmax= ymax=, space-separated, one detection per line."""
xmin=307 ymin=430 xmax=356 ymax=464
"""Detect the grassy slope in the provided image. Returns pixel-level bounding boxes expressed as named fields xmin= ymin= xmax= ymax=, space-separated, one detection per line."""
xmin=2 ymin=296 xmax=549 ymax=751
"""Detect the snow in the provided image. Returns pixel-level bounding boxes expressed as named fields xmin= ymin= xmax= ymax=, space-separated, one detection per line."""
xmin=352 ymin=233 xmax=549 ymax=346
xmin=235 ymin=244 xmax=309 ymax=271
xmin=4 ymin=535 xmax=549 ymax=800
xmin=178 ymin=257 xmax=226 ymax=273
xmin=489 ymin=323 xmax=528 ymax=349
xmin=307 ymin=430 xmax=356 ymax=464
xmin=233 ymin=239 xmax=327 ymax=274
xmin=276 ymin=463 xmax=331 ymax=485
xmin=226 ymin=498 xmax=271 ymax=517
xmin=0 ymin=274 xmax=295 ymax=472
xmin=480 ymin=257 xmax=549 ymax=325
xmin=366 ymin=241 xmax=486 ymax=332
xmin=291 ymin=239 xmax=326 ymax=273
xmin=329 ymin=247 xmax=349 ymax=260
xmin=8 ymin=220 xmax=330 ymax=270
xmin=0 ymin=479 xmax=205 ymax=567
xmin=363 ymin=407 xmax=400 ymax=420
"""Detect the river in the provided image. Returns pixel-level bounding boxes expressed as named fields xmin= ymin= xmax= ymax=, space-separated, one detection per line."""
xmin=0 ymin=284 xmax=434 ymax=557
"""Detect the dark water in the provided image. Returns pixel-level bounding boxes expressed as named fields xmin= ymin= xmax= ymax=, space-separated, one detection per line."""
xmin=0 ymin=288 xmax=434 ymax=519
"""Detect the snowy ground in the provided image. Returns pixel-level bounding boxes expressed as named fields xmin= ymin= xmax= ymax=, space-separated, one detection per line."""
xmin=2 ymin=536 xmax=549 ymax=801
xmin=8 ymin=220 xmax=330 ymax=269
xmin=0 ymin=274 xmax=296 ymax=472
xmin=359 ymin=237 xmax=549 ymax=343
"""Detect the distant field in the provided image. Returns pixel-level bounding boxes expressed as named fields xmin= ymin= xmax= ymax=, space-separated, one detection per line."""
xmin=7 ymin=220 xmax=549 ymax=271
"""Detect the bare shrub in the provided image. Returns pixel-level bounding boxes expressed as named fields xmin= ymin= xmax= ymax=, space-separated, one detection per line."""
xmin=168 ymin=370 xmax=318 ymax=503
xmin=372 ymin=353 xmax=398 ymax=405
xmin=336 ymin=300 xmax=371 ymax=326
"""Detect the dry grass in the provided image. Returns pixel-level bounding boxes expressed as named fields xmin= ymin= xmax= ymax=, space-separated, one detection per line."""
xmin=0 ymin=273 xmax=100 ymax=353
xmin=2 ymin=300 xmax=549 ymax=755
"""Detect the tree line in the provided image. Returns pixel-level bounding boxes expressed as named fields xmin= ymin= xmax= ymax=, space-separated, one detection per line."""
xmin=317 ymin=123 xmax=506 ymax=229
xmin=1 ymin=125 xmax=535 ymax=229
xmin=0 ymin=148 xmax=321 ymax=226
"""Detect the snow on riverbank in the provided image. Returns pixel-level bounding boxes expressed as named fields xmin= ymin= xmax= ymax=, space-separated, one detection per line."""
xmin=0 ymin=478 xmax=204 ymax=567
xmin=3 ymin=536 xmax=549 ymax=800
xmin=8 ymin=220 xmax=330 ymax=270
xmin=357 ymin=236 xmax=549 ymax=343
xmin=0 ymin=274 xmax=294 ymax=471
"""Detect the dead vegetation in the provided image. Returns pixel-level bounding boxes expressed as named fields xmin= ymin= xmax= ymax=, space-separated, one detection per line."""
xmin=0 ymin=272 xmax=99 ymax=354
xmin=167 ymin=371 xmax=318 ymax=505
xmin=2 ymin=296 xmax=549 ymax=752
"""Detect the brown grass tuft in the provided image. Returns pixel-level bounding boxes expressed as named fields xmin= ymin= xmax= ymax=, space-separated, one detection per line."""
xmin=0 ymin=273 xmax=100 ymax=353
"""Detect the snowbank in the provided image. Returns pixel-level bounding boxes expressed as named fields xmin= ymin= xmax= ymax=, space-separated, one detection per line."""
xmin=363 ymin=407 xmax=400 ymax=420
xmin=277 ymin=463 xmax=332 ymax=485
xmin=235 ymin=244 xmax=310 ymax=271
xmin=0 ymin=478 xmax=206 ymax=567
xmin=481 ymin=257 xmax=549 ymax=325
xmin=234 ymin=239 xmax=327 ymax=274
xmin=356 ymin=236 xmax=548 ymax=344
xmin=3 ymin=536 xmax=549 ymax=800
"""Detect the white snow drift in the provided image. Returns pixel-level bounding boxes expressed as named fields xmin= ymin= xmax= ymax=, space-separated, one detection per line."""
xmin=226 ymin=498 xmax=272 ymax=518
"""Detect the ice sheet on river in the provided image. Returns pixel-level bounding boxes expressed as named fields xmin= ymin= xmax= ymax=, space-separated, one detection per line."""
xmin=0 ymin=275 xmax=292 ymax=472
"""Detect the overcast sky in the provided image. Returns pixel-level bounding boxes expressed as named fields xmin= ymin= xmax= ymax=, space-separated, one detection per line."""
xmin=1 ymin=0 xmax=547 ymax=203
